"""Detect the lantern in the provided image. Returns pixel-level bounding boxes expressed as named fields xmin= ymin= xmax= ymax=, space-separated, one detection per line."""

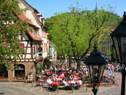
xmin=110 ymin=12 xmax=126 ymax=95
xmin=85 ymin=46 xmax=107 ymax=95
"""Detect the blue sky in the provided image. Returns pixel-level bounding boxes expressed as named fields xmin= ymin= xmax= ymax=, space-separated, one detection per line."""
xmin=27 ymin=0 xmax=126 ymax=18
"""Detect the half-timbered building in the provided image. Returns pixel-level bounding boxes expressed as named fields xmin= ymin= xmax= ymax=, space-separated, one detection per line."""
xmin=0 ymin=0 xmax=49 ymax=81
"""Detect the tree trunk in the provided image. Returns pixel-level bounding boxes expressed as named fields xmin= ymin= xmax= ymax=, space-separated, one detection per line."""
xmin=68 ymin=56 xmax=71 ymax=68
xmin=76 ymin=57 xmax=81 ymax=70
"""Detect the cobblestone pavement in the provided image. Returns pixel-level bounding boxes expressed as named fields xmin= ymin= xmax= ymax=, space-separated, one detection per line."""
xmin=0 ymin=82 xmax=41 ymax=95
xmin=0 ymin=72 xmax=125 ymax=95
xmin=0 ymin=82 xmax=121 ymax=95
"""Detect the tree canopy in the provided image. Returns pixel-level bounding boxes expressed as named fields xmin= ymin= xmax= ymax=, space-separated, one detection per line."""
xmin=46 ymin=8 xmax=121 ymax=69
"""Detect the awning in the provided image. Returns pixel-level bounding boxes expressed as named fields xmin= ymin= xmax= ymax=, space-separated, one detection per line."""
xmin=27 ymin=31 xmax=41 ymax=41
xmin=17 ymin=14 xmax=39 ymax=29
xmin=34 ymin=56 xmax=43 ymax=63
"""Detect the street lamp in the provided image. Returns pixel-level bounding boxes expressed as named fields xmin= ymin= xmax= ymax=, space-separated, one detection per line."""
xmin=85 ymin=46 xmax=107 ymax=95
xmin=110 ymin=12 xmax=126 ymax=95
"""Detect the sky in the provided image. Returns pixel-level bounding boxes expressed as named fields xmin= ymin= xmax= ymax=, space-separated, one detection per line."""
xmin=27 ymin=0 xmax=126 ymax=18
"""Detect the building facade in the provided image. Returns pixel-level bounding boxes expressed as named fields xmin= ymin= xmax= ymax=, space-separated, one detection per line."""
xmin=0 ymin=0 xmax=49 ymax=81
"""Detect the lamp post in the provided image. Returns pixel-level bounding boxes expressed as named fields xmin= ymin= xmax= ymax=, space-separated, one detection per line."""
xmin=85 ymin=46 xmax=107 ymax=95
xmin=110 ymin=12 xmax=126 ymax=95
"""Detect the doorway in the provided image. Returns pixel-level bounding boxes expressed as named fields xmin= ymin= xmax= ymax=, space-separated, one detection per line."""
xmin=14 ymin=64 xmax=25 ymax=79
xmin=0 ymin=64 xmax=8 ymax=79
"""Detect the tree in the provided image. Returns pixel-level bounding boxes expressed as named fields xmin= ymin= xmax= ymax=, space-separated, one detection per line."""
xmin=81 ymin=8 xmax=121 ymax=57
xmin=46 ymin=7 xmax=121 ymax=69
xmin=0 ymin=0 xmax=27 ymax=67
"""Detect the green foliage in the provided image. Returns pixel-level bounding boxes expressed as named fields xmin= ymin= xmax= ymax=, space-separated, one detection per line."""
xmin=36 ymin=64 xmax=43 ymax=74
xmin=0 ymin=0 xmax=27 ymax=66
xmin=46 ymin=8 xmax=121 ymax=59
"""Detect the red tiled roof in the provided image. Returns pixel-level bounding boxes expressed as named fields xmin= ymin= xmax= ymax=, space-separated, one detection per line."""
xmin=17 ymin=14 xmax=39 ymax=29
xmin=27 ymin=31 xmax=41 ymax=41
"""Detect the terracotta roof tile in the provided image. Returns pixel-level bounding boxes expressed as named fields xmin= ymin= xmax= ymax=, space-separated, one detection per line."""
xmin=27 ymin=31 xmax=41 ymax=41
xmin=17 ymin=14 xmax=39 ymax=29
